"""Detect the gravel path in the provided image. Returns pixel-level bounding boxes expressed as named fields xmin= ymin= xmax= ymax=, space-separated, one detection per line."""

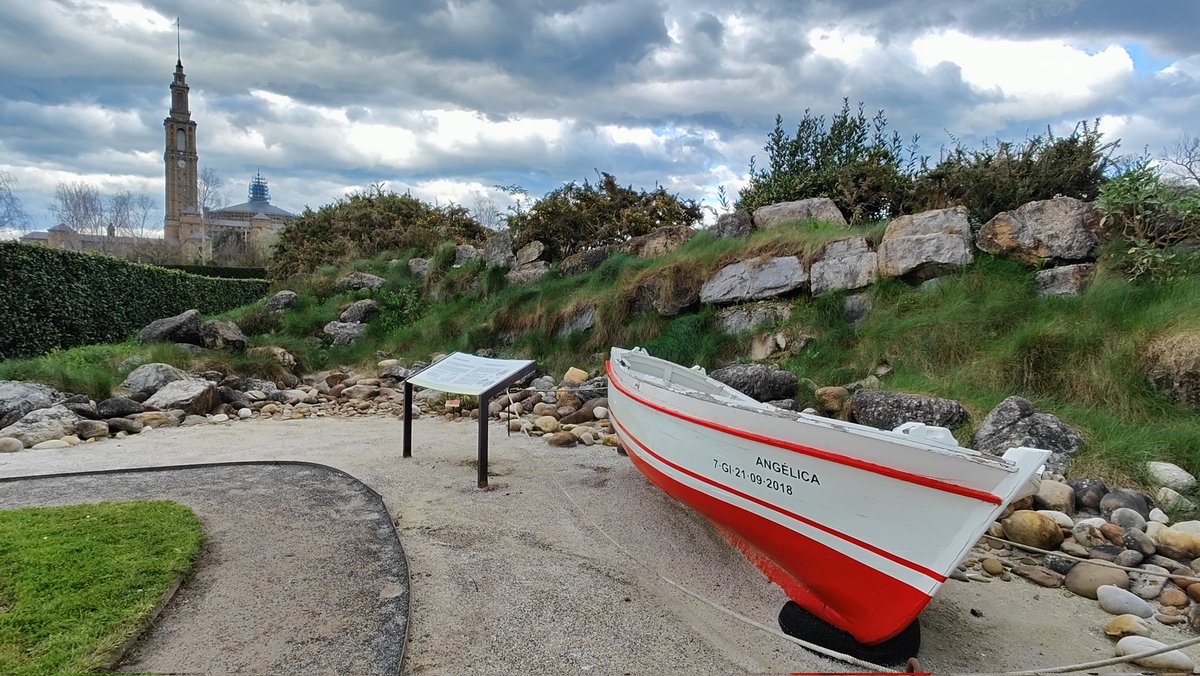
xmin=2 ymin=415 xmax=1197 ymax=673
xmin=0 ymin=463 xmax=408 ymax=675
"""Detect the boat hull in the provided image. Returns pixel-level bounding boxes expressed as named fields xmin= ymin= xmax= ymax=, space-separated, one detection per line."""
xmin=607 ymin=348 xmax=1047 ymax=645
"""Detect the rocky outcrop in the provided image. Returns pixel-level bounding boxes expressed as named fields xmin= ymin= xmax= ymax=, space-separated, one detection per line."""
xmin=849 ymin=389 xmax=966 ymax=431
xmin=96 ymin=396 xmax=146 ymax=418
xmin=700 ymin=256 xmax=808 ymax=304
xmin=337 ymin=271 xmax=387 ymax=290
xmin=556 ymin=305 xmax=597 ymax=338
xmin=976 ymin=197 xmax=1101 ymax=265
xmin=972 ymin=396 xmax=1083 ymax=470
xmin=1142 ymin=332 xmax=1200 ymax=411
xmin=0 ymin=405 xmax=82 ymax=448
xmin=266 ymin=290 xmax=297 ymax=311
xmin=248 ymin=346 xmax=299 ymax=373
xmin=515 ymin=241 xmax=546 ymax=266
xmin=408 ymin=258 xmax=429 ymax=277
xmin=711 ymin=210 xmax=754 ymax=238
xmin=505 ymin=261 xmax=551 ymax=285
xmin=753 ymin=198 xmax=846 ymax=229
xmin=120 ymin=363 xmax=188 ymax=395
xmin=1035 ymin=264 xmax=1095 ymax=296
xmin=201 ymin=320 xmax=247 ymax=352
xmin=708 ymin=363 xmax=798 ymax=402
xmin=143 ymin=379 xmax=217 ymax=416
xmin=323 ymin=321 xmax=367 ymax=347
xmin=877 ymin=207 xmax=974 ymax=279
xmin=619 ymin=225 xmax=694 ymax=258
xmin=339 ymin=299 xmax=380 ymax=324
xmin=714 ymin=302 xmax=790 ymax=334
xmin=629 ymin=268 xmax=700 ymax=316
xmin=138 ymin=309 xmax=203 ymax=346
xmin=454 ymin=244 xmax=481 ymax=266
xmin=0 ymin=381 xmax=61 ymax=429
xmin=809 ymin=237 xmax=878 ymax=295
xmin=558 ymin=247 xmax=611 ymax=277
xmin=483 ymin=230 xmax=517 ymax=269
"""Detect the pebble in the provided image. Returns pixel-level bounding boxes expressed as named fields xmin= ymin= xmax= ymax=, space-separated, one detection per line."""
xmin=592 ymin=406 xmax=609 ymax=419
xmin=1060 ymin=541 xmax=1089 ymax=558
xmin=1113 ymin=550 xmax=1145 ymax=568
xmin=1002 ymin=510 xmax=1063 ymax=550
xmin=1072 ymin=523 xmax=1109 ymax=548
xmin=1104 ymin=614 xmax=1151 ymax=637
xmin=1110 ymin=507 xmax=1148 ymax=532
xmin=1044 ymin=554 xmax=1078 ymax=575
xmin=1157 ymin=612 xmax=1187 ymax=624
xmin=1121 ymin=528 xmax=1157 ymax=557
xmin=1188 ymin=583 xmax=1200 ymax=602
xmin=1159 ymin=587 xmax=1190 ymax=607
xmin=1129 ymin=564 xmax=1171 ymax=599
xmin=534 ymin=416 xmax=560 ymax=433
xmin=982 ymin=558 xmax=1004 ymax=575
xmin=1012 ymin=564 xmax=1063 ymax=588
xmin=61 ymin=435 xmax=82 ymax=446
xmin=1149 ymin=508 xmax=1170 ymax=524
xmin=211 ymin=413 xmax=229 ymax=423
xmin=30 ymin=439 xmax=70 ymax=450
xmin=1066 ymin=562 xmax=1130 ymax=599
xmin=1036 ymin=510 xmax=1074 ymax=529
xmin=579 ymin=433 xmax=595 ymax=446
xmin=1115 ymin=636 xmax=1195 ymax=672
xmin=238 ymin=408 xmax=253 ymax=418
xmin=0 ymin=437 xmax=22 ymax=452
xmin=1097 ymin=585 xmax=1154 ymax=617
xmin=546 ymin=432 xmax=577 ymax=447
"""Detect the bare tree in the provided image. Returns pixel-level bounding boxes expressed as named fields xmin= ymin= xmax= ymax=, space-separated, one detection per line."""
xmin=127 ymin=238 xmax=181 ymax=265
xmin=195 ymin=167 xmax=226 ymax=264
xmin=1162 ymin=133 xmax=1200 ymax=187
xmin=50 ymin=181 xmax=106 ymax=250
xmin=469 ymin=190 xmax=503 ymax=231
xmin=0 ymin=171 xmax=31 ymax=236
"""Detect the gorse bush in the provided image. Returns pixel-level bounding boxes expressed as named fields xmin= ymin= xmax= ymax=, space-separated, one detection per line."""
xmin=506 ymin=172 xmax=703 ymax=260
xmin=1097 ymin=162 xmax=1200 ymax=245
xmin=270 ymin=185 xmax=487 ymax=278
xmin=738 ymin=101 xmax=1114 ymax=224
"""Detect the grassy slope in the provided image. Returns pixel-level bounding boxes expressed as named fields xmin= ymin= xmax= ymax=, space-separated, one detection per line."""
xmin=0 ymin=500 xmax=203 ymax=676
xmin=2 ymin=221 xmax=1198 ymax=486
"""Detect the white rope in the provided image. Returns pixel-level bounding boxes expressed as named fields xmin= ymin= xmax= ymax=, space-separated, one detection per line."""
xmin=979 ymin=533 xmax=1200 ymax=583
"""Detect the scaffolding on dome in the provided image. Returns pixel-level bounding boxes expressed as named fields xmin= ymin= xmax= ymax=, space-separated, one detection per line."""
xmin=248 ymin=174 xmax=270 ymax=203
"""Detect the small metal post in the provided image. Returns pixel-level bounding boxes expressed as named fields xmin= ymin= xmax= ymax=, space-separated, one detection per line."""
xmin=478 ymin=391 xmax=490 ymax=488
xmin=402 ymin=380 xmax=413 ymax=458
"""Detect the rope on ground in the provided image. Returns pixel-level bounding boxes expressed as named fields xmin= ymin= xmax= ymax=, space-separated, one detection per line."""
xmin=980 ymin=533 xmax=1200 ymax=584
xmin=963 ymin=633 xmax=1200 ymax=676
xmin=550 ymin=474 xmax=893 ymax=673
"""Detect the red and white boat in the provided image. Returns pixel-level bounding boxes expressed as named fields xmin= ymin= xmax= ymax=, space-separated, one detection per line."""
xmin=607 ymin=347 xmax=1047 ymax=647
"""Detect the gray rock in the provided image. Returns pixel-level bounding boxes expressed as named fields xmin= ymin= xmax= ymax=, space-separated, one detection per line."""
xmin=120 ymin=363 xmax=188 ymax=395
xmin=137 ymin=309 xmax=203 ymax=345
xmin=766 ymin=398 xmax=796 ymax=411
xmin=1110 ymin=507 xmax=1148 ymax=532
xmin=1072 ymin=522 xmax=1109 ymax=548
xmin=1146 ymin=461 xmax=1197 ymax=492
xmin=976 ymin=197 xmax=1102 ymax=265
xmin=505 ymin=261 xmax=551 ymax=285
xmin=265 ymin=290 xmax=297 ymax=311
xmin=339 ymin=299 xmax=380 ymax=324
xmin=0 ymin=437 xmax=23 ymax=452
xmin=1114 ymin=550 xmax=1146 ymax=568
xmin=1065 ymin=561 xmax=1129 ymax=599
xmin=878 ymin=207 xmax=975 ymax=279
xmin=1069 ymin=478 xmax=1109 ymax=511
xmin=1044 ymin=554 xmax=1077 ymax=575
xmin=105 ymin=417 xmax=144 ymax=434
xmin=0 ymin=405 xmax=82 ymax=448
xmin=1035 ymin=264 xmax=1096 ymax=296
xmin=0 ymin=380 xmax=62 ymax=429
xmin=1128 ymin=564 xmax=1171 ymax=599
xmin=1122 ymin=528 xmax=1157 ymax=557
xmin=558 ymin=247 xmax=610 ymax=276
xmin=379 ymin=365 xmax=412 ymax=381
xmin=1033 ymin=479 xmax=1075 ymax=514
xmin=200 ymin=320 xmax=247 ymax=352
xmin=323 ymin=321 xmax=367 ymax=347
xmin=714 ymin=302 xmax=790 ymax=334
xmin=711 ymin=210 xmax=754 ymax=238
xmin=629 ymin=271 xmax=699 ymax=317
xmin=337 ymin=271 xmax=387 ymax=290
xmin=454 ymin=244 xmax=481 ymax=266
xmin=516 ymin=240 xmax=546 ymax=266
xmin=143 ymin=379 xmax=217 ymax=416
xmin=577 ymin=378 xmax=607 ymax=403
xmin=1101 ymin=489 xmax=1153 ymax=520
xmin=32 ymin=439 xmax=71 ymax=450
xmin=1115 ymin=636 xmax=1195 ymax=672
xmin=971 ymin=396 xmax=1083 ymax=470
xmin=753 ymin=198 xmax=846 ymax=229
xmin=182 ymin=414 xmax=208 ymax=426
xmin=700 ymin=256 xmax=808 ymax=304
xmin=408 ymin=258 xmax=429 ymax=277
xmin=809 ymin=237 xmax=878 ymax=295
xmin=709 ymin=364 xmax=798 ymax=402
xmin=1097 ymin=585 xmax=1155 ymax=617
xmin=556 ymin=305 xmax=597 ymax=338
xmin=849 ymin=389 xmax=966 ymax=431
xmin=619 ymin=225 xmax=694 ymax=259
xmin=1156 ymin=486 xmax=1196 ymax=512
xmin=75 ymin=419 xmax=109 ymax=440
xmin=483 ymin=230 xmax=516 ymax=269
xmin=842 ymin=293 xmax=872 ymax=325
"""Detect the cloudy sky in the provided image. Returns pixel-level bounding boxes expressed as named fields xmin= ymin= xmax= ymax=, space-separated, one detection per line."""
xmin=2 ymin=0 xmax=1197 ymax=233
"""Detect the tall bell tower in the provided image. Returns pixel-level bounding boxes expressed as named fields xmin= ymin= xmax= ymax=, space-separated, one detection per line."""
xmin=163 ymin=57 xmax=198 ymax=241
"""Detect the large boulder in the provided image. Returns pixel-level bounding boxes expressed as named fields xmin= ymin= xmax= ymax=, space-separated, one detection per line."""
xmin=505 ymin=261 xmax=551 ymax=285
xmin=556 ymin=304 xmax=597 ymax=338
xmin=1142 ymin=332 xmax=1200 ymax=411
xmin=629 ymin=268 xmax=700 ymax=317
xmin=700 ymin=256 xmax=808 ymax=304
xmin=95 ymin=396 xmax=146 ymax=418
xmin=711 ymin=210 xmax=754 ymax=238
xmin=200 ymin=320 xmax=247 ymax=352
xmin=483 ymin=230 xmax=517 ymax=269
xmin=143 ymin=379 xmax=216 ymax=416
xmin=120 ymin=363 xmax=188 ymax=395
xmin=454 ymin=244 xmax=481 ymax=266
xmin=619 ymin=225 xmax=694 ymax=259
xmin=247 ymin=346 xmax=298 ymax=373
xmin=0 ymin=405 xmax=82 ymax=448
xmin=714 ymin=302 xmax=790 ymax=334
xmin=323 ymin=321 xmax=367 ymax=347
xmin=976 ymin=197 xmax=1102 ymax=265
xmin=337 ymin=271 xmax=387 ymax=290
xmin=339 ymin=299 xmax=380 ymax=324
xmin=709 ymin=364 xmax=798 ymax=402
xmin=408 ymin=258 xmax=429 ymax=277
xmin=0 ymin=381 xmax=62 ymax=429
xmin=877 ymin=207 xmax=975 ymax=279
xmin=558 ymin=247 xmax=611 ymax=277
xmin=265 ymin=290 xmax=297 ymax=311
xmin=753 ymin=198 xmax=847 ymax=229
xmin=972 ymin=396 xmax=1083 ymax=470
xmin=849 ymin=389 xmax=966 ymax=431
xmin=515 ymin=241 xmax=546 ymax=266
xmin=138 ymin=309 xmax=203 ymax=346
xmin=1035 ymin=264 xmax=1095 ymax=296
xmin=809 ymin=237 xmax=878 ymax=295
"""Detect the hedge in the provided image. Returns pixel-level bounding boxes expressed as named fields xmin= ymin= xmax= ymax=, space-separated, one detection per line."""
xmin=0 ymin=242 xmax=269 ymax=360
xmin=162 ymin=264 xmax=268 ymax=279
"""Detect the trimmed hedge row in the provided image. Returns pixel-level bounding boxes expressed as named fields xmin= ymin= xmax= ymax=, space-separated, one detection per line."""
xmin=162 ymin=264 xmax=268 ymax=279
xmin=0 ymin=242 xmax=268 ymax=360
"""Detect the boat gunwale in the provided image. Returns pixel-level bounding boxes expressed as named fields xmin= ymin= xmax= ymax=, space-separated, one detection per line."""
xmin=607 ymin=352 xmax=1007 ymax=506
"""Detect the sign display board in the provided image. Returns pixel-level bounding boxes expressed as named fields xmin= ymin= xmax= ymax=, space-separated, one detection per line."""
xmin=406 ymin=352 xmax=536 ymax=396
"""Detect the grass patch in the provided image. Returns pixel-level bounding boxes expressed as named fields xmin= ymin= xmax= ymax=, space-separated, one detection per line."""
xmin=0 ymin=500 xmax=203 ymax=676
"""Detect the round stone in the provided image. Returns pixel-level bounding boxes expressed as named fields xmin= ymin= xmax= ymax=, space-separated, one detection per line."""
xmin=1149 ymin=508 xmax=1170 ymax=524
xmin=1121 ymin=528 xmax=1157 ymax=557
xmin=1115 ymin=636 xmax=1195 ymax=672
xmin=0 ymin=437 xmax=21 ymax=453
xmin=1160 ymin=587 xmax=1190 ymax=607
xmin=1114 ymin=550 xmax=1145 ymax=569
xmin=546 ymin=431 xmax=577 ymax=447
xmin=1100 ymin=488 xmax=1152 ymax=519
xmin=1110 ymin=507 xmax=1148 ymax=532
xmin=1066 ymin=562 xmax=1130 ymax=599
xmin=238 ymin=408 xmax=252 ymax=419
xmin=1069 ymin=478 xmax=1108 ymax=510
xmin=982 ymin=558 xmax=1004 ymax=575
xmin=1002 ymin=510 xmax=1064 ymax=550
xmin=592 ymin=406 xmax=609 ymax=420
xmin=1097 ymin=585 xmax=1154 ymax=617
xmin=534 ymin=416 xmax=560 ymax=433
xmin=1104 ymin=614 xmax=1151 ymax=637
xmin=1129 ymin=564 xmax=1171 ymax=599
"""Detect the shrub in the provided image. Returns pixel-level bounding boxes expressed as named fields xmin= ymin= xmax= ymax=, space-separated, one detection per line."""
xmin=1097 ymin=163 xmax=1200 ymax=245
xmin=506 ymin=172 xmax=703 ymax=260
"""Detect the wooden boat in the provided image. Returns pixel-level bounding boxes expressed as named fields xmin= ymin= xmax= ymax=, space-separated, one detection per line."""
xmin=606 ymin=347 xmax=1048 ymax=649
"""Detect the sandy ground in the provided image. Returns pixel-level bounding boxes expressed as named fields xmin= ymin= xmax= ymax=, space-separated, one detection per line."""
xmin=1 ymin=414 xmax=1197 ymax=674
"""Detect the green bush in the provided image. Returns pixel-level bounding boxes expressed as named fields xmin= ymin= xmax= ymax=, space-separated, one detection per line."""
xmin=1097 ymin=163 xmax=1200 ymax=245
xmin=0 ymin=242 xmax=267 ymax=360
xmin=162 ymin=265 xmax=267 ymax=279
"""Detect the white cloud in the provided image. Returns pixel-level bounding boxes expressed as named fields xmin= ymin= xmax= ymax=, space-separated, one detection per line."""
xmin=807 ymin=28 xmax=877 ymax=65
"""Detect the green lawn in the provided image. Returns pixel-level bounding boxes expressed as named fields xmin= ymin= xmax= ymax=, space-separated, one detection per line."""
xmin=0 ymin=500 xmax=203 ymax=676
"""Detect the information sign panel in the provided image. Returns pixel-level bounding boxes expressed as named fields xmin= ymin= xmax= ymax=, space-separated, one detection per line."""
xmin=406 ymin=352 xmax=536 ymax=396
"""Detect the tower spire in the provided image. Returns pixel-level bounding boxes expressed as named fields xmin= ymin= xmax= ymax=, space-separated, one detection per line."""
xmin=176 ymin=17 xmax=181 ymax=66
